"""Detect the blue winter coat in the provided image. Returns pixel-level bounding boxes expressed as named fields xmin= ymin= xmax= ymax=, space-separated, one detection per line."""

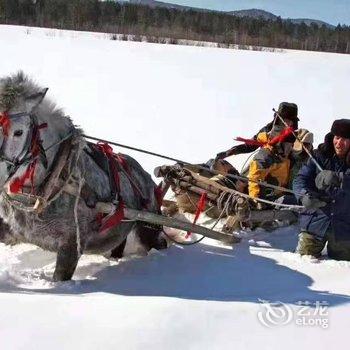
xmin=293 ymin=133 xmax=350 ymax=242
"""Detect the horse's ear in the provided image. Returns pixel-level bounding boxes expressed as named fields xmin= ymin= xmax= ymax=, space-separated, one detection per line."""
xmin=26 ymin=88 xmax=49 ymax=113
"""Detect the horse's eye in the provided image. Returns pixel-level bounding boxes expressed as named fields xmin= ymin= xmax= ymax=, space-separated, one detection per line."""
xmin=14 ymin=130 xmax=23 ymax=137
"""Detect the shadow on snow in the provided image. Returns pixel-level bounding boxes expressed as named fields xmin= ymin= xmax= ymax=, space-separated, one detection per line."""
xmin=1 ymin=225 xmax=350 ymax=308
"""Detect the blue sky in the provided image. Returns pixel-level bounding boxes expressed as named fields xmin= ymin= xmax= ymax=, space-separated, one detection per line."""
xmin=166 ymin=1 xmax=350 ymax=25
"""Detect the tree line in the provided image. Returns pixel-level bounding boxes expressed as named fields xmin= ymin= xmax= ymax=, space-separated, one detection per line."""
xmin=0 ymin=0 xmax=349 ymax=54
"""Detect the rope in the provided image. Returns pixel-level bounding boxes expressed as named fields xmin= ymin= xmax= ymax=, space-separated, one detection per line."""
xmin=218 ymin=185 xmax=304 ymax=210
xmin=83 ymin=135 xmax=184 ymax=164
xmin=83 ymin=134 xmax=305 ymax=198
xmin=240 ymin=149 xmax=258 ymax=174
xmin=45 ymin=138 xmax=84 ymax=207
xmin=210 ymin=193 xmax=234 ymax=230
xmin=73 ymin=171 xmax=84 ymax=258
xmin=2 ymin=192 xmax=40 ymax=213
xmin=162 ymin=228 xmax=206 ymax=246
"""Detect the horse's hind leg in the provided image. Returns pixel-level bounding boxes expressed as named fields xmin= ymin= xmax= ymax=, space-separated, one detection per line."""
xmin=53 ymin=241 xmax=79 ymax=281
xmin=134 ymin=222 xmax=167 ymax=251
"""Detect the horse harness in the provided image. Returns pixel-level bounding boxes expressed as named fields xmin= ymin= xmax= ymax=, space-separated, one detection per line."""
xmin=0 ymin=111 xmax=151 ymax=235
xmin=0 ymin=111 xmax=48 ymax=193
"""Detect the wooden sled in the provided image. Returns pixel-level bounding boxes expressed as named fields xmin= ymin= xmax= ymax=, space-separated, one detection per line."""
xmin=155 ymin=164 xmax=298 ymax=233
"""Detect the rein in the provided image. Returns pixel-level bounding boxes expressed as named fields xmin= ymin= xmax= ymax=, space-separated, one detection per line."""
xmin=83 ymin=134 xmax=305 ymax=199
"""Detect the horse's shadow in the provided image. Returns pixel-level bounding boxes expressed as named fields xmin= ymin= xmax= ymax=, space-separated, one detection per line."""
xmin=2 ymin=226 xmax=350 ymax=307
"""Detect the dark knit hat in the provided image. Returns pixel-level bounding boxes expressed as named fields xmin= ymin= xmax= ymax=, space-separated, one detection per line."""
xmin=331 ymin=119 xmax=350 ymax=139
xmin=278 ymin=102 xmax=299 ymax=121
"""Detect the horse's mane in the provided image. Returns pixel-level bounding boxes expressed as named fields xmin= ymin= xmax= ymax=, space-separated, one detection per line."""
xmin=0 ymin=71 xmax=78 ymax=136
xmin=0 ymin=71 xmax=26 ymax=111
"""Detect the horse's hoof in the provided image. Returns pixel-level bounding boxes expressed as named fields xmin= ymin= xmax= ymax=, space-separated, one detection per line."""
xmin=154 ymin=237 xmax=168 ymax=250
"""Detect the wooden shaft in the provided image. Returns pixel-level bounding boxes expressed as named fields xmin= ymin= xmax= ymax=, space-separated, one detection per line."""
xmin=95 ymin=202 xmax=240 ymax=243
xmin=124 ymin=208 xmax=241 ymax=243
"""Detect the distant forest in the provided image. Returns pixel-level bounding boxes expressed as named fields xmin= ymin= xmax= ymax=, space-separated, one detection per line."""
xmin=1 ymin=0 xmax=350 ymax=53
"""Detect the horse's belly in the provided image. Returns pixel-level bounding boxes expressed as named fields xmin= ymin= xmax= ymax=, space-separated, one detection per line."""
xmin=85 ymin=221 xmax=135 ymax=254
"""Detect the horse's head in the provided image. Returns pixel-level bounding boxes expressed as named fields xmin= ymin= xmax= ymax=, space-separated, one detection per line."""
xmin=0 ymin=72 xmax=74 ymax=191
xmin=0 ymin=72 xmax=49 ymax=164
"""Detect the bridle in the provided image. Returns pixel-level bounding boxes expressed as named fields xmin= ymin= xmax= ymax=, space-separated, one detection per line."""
xmin=0 ymin=109 xmax=79 ymax=214
xmin=0 ymin=111 xmax=48 ymax=186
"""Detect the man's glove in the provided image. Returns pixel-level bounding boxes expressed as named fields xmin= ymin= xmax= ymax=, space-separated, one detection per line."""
xmin=315 ymin=170 xmax=342 ymax=191
xmin=256 ymin=201 xmax=269 ymax=210
xmin=301 ymin=194 xmax=327 ymax=209
xmin=215 ymin=151 xmax=228 ymax=160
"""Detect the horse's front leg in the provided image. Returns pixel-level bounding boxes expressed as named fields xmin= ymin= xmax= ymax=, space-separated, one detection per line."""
xmin=0 ymin=218 xmax=10 ymax=242
xmin=53 ymin=240 xmax=79 ymax=281
xmin=0 ymin=218 xmax=20 ymax=245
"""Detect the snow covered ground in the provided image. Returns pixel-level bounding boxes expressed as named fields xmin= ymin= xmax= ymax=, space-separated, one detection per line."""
xmin=0 ymin=25 xmax=350 ymax=349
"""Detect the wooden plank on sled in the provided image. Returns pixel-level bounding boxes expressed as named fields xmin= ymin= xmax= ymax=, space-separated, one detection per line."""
xmin=182 ymin=168 xmax=302 ymax=214
xmin=183 ymin=168 xmax=242 ymax=196
xmin=95 ymin=202 xmax=240 ymax=244
xmin=240 ymin=209 xmax=297 ymax=223
xmin=162 ymin=199 xmax=177 ymax=207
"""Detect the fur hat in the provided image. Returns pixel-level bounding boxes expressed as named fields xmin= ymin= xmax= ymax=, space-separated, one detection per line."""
xmin=278 ymin=102 xmax=299 ymax=121
xmin=293 ymin=129 xmax=314 ymax=152
xmin=331 ymin=119 xmax=350 ymax=139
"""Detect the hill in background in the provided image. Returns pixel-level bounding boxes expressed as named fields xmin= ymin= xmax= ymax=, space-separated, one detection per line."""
xmin=0 ymin=0 xmax=349 ymax=53
xmin=127 ymin=0 xmax=335 ymax=28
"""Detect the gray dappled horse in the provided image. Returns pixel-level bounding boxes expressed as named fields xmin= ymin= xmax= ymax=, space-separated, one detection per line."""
xmin=0 ymin=72 xmax=166 ymax=281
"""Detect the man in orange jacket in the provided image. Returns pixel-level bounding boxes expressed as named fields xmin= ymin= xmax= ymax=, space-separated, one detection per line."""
xmin=247 ymin=125 xmax=296 ymax=202
xmin=215 ymin=102 xmax=299 ymax=160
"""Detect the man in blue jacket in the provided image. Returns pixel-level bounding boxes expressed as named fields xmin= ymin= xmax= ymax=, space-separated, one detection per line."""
xmin=293 ymin=119 xmax=350 ymax=260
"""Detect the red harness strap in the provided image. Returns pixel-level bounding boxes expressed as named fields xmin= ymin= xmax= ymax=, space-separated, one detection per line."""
xmin=0 ymin=112 xmax=11 ymax=136
xmin=235 ymin=127 xmax=294 ymax=148
xmin=95 ymin=142 xmax=126 ymax=235
xmin=268 ymin=127 xmax=294 ymax=146
xmin=9 ymin=122 xmax=48 ymax=194
xmin=234 ymin=137 xmax=264 ymax=147
xmin=186 ymin=192 xmax=207 ymax=239
xmin=9 ymin=161 xmax=37 ymax=194
xmin=95 ymin=142 xmax=158 ymax=235
xmin=115 ymin=152 xmax=150 ymax=208
xmin=99 ymin=200 xmax=125 ymax=236
xmin=96 ymin=142 xmax=122 ymax=191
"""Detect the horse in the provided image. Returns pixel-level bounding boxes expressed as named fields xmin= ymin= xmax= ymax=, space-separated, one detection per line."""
xmin=0 ymin=72 xmax=166 ymax=281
